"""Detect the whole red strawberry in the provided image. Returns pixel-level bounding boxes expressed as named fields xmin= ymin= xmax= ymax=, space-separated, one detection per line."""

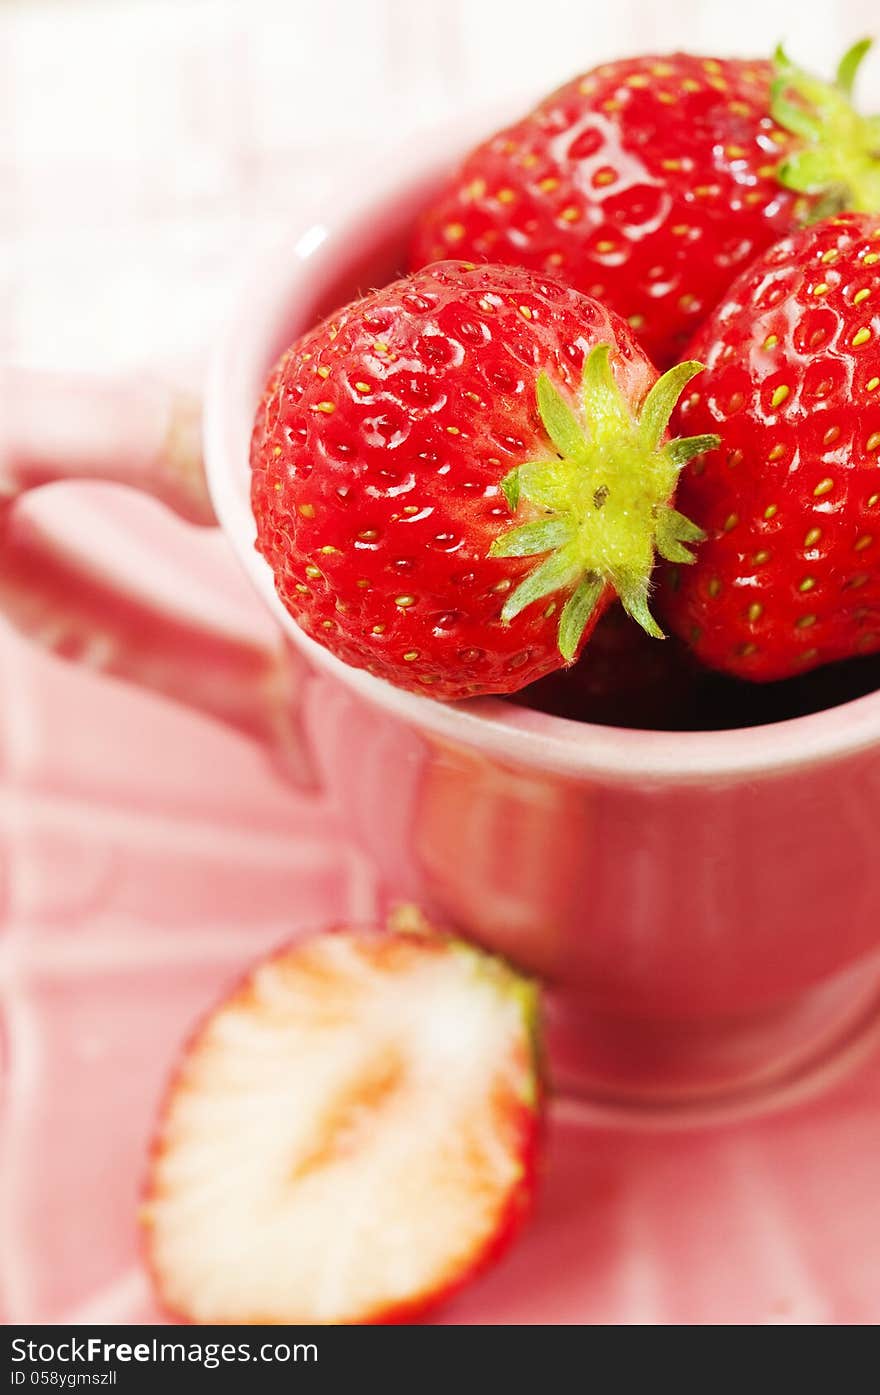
xmin=659 ymin=212 xmax=880 ymax=680
xmin=250 ymin=262 xmax=714 ymax=700
xmin=411 ymin=43 xmax=880 ymax=367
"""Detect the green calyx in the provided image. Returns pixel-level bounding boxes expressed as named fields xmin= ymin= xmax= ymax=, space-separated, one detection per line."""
xmin=771 ymin=38 xmax=880 ymax=216
xmin=489 ymin=345 xmax=716 ymax=661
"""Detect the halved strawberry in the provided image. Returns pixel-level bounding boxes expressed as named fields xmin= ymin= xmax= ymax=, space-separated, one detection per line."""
xmin=142 ymin=920 xmax=541 ymax=1325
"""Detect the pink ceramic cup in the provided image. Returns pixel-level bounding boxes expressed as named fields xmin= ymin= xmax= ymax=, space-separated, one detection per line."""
xmin=204 ymin=127 xmax=880 ymax=1112
xmin=5 ymin=123 xmax=878 ymax=1112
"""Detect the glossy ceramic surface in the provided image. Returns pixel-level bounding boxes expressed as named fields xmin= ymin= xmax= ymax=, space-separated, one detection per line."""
xmin=204 ymin=133 xmax=880 ymax=1105
xmin=1 ymin=503 xmax=878 ymax=1322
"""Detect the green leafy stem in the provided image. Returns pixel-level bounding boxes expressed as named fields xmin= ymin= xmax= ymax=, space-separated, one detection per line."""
xmin=489 ymin=345 xmax=717 ymax=661
xmin=771 ymin=37 xmax=880 ymax=215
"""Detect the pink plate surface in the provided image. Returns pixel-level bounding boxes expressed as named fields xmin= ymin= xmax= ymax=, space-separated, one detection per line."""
xmin=1 ymin=493 xmax=879 ymax=1326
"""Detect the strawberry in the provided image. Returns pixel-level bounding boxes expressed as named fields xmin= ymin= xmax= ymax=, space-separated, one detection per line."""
xmin=143 ymin=919 xmax=541 ymax=1325
xmin=411 ymin=42 xmax=880 ymax=368
xmin=518 ymin=607 xmax=880 ymax=729
xmin=250 ymin=261 xmax=714 ymax=700
xmin=658 ymin=212 xmax=880 ymax=680
xmin=515 ymin=602 xmax=705 ymax=729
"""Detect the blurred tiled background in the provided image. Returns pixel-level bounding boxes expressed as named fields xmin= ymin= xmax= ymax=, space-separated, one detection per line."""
xmin=2 ymin=0 xmax=879 ymax=382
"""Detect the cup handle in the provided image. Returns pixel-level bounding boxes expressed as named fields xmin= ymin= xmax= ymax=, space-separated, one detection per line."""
xmin=0 ymin=367 xmax=315 ymax=788
xmin=0 ymin=366 xmax=214 ymax=524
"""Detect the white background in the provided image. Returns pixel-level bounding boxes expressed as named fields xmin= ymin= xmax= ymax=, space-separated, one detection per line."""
xmin=1 ymin=0 xmax=879 ymax=382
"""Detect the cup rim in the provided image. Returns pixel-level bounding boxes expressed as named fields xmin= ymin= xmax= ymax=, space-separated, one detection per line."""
xmin=204 ymin=118 xmax=880 ymax=785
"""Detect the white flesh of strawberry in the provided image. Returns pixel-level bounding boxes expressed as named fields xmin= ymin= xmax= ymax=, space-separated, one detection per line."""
xmin=145 ymin=930 xmax=538 ymax=1324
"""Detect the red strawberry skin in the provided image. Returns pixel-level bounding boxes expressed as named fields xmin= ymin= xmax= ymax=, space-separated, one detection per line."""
xmin=659 ymin=213 xmax=880 ymax=680
xmin=251 ymin=261 xmax=658 ymax=700
xmin=411 ymin=54 xmax=811 ymax=368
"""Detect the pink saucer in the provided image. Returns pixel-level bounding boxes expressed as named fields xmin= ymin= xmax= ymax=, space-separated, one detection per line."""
xmin=1 ymin=493 xmax=878 ymax=1325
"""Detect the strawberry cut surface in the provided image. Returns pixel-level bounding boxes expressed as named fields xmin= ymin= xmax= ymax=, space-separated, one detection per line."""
xmin=143 ymin=924 xmax=540 ymax=1325
xmin=660 ymin=212 xmax=880 ymax=680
